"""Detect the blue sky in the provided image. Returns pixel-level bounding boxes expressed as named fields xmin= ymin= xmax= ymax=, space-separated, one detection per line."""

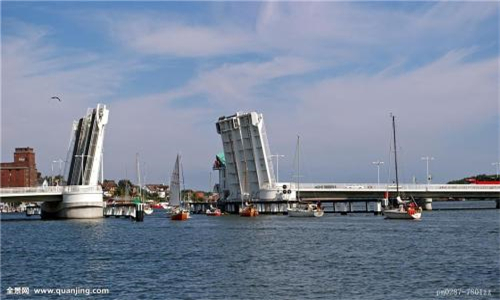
xmin=1 ymin=2 xmax=499 ymax=190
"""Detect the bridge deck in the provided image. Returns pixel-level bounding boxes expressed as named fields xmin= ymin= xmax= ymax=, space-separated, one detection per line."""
xmin=278 ymin=183 xmax=500 ymax=199
xmin=0 ymin=186 xmax=102 ymax=203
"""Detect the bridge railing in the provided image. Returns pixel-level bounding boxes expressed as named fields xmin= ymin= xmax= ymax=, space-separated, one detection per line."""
xmin=277 ymin=183 xmax=500 ymax=191
xmin=0 ymin=185 xmax=102 ymax=196
xmin=0 ymin=186 xmax=64 ymax=195
xmin=63 ymin=185 xmax=103 ymax=193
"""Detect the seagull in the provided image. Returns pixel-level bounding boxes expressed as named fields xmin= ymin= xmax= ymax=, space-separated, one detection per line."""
xmin=51 ymin=96 xmax=61 ymax=102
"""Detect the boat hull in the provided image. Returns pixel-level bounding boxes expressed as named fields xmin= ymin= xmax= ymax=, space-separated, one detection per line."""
xmin=171 ymin=210 xmax=190 ymax=221
xmin=288 ymin=204 xmax=324 ymax=218
xmin=240 ymin=207 xmax=259 ymax=217
xmin=384 ymin=209 xmax=421 ymax=220
xmin=288 ymin=208 xmax=315 ymax=217
xmin=206 ymin=209 xmax=222 ymax=216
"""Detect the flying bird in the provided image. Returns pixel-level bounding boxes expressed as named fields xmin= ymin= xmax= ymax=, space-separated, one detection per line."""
xmin=51 ymin=96 xmax=61 ymax=102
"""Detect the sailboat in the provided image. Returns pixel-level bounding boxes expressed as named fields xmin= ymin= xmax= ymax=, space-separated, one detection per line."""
xmin=287 ymin=135 xmax=324 ymax=218
xmin=238 ymin=146 xmax=258 ymax=217
xmin=169 ymin=154 xmax=190 ymax=221
xmin=383 ymin=114 xmax=422 ymax=220
xmin=135 ymin=153 xmax=153 ymax=215
xmin=206 ymin=204 xmax=222 ymax=216
xmin=205 ymin=172 xmax=222 ymax=216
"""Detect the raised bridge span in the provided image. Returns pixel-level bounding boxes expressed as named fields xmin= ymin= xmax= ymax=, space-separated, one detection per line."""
xmin=0 ymin=104 xmax=108 ymax=219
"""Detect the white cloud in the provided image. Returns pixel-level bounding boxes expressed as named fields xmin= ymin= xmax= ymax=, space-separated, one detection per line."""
xmin=1 ymin=21 xmax=138 ymax=175
xmin=103 ymin=2 xmax=497 ymax=60
xmin=103 ymin=12 xmax=258 ymax=57
xmin=165 ymin=56 xmax=324 ymax=107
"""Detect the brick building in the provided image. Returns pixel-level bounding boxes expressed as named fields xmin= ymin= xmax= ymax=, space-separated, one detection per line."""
xmin=1 ymin=147 xmax=39 ymax=187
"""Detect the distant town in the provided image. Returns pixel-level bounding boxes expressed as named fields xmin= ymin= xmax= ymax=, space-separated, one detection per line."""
xmin=0 ymin=147 xmax=218 ymax=212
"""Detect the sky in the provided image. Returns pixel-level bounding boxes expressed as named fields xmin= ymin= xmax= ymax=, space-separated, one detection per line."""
xmin=1 ymin=1 xmax=499 ymax=190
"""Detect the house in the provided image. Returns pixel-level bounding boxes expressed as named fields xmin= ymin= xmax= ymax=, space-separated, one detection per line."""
xmin=102 ymin=180 xmax=118 ymax=197
xmin=144 ymin=184 xmax=168 ymax=199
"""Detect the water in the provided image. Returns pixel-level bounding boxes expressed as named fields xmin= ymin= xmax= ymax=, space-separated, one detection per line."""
xmin=2 ymin=207 xmax=499 ymax=299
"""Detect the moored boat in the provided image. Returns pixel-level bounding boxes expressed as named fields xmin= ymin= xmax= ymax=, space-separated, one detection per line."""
xmin=144 ymin=206 xmax=154 ymax=215
xmin=288 ymin=203 xmax=324 ymax=217
xmin=383 ymin=114 xmax=423 ymax=220
xmin=240 ymin=204 xmax=259 ymax=217
xmin=169 ymin=154 xmax=190 ymax=221
xmin=206 ymin=206 xmax=222 ymax=216
xmin=287 ymin=135 xmax=324 ymax=218
xmin=171 ymin=208 xmax=190 ymax=220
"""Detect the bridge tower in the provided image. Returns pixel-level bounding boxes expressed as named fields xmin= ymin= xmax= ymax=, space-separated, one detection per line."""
xmin=216 ymin=112 xmax=277 ymax=206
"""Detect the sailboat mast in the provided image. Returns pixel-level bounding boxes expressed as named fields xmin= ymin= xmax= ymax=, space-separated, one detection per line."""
xmin=392 ymin=115 xmax=400 ymax=196
xmin=136 ymin=153 xmax=142 ymax=202
xmin=297 ymin=135 xmax=300 ymax=201
xmin=180 ymin=155 xmax=184 ymax=206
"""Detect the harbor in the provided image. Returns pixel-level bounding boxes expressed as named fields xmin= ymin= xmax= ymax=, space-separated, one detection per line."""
xmin=1 ymin=1 xmax=499 ymax=299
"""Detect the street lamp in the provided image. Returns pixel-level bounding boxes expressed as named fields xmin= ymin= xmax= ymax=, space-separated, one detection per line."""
xmin=372 ymin=161 xmax=384 ymax=185
xmin=50 ymin=161 xmax=55 ymax=186
xmin=52 ymin=159 xmax=64 ymax=186
xmin=492 ymin=162 xmax=500 ymax=179
xmin=421 ymin=156 xmax=435 ymax=185
xmin=75 ymin=154 xmax=91 ymax=185
xmin=270 ymin=154 xmax=285 ymax=183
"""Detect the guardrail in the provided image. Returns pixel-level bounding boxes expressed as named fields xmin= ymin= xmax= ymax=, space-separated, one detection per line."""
xmin=0 ymin=185 xmax=102 ymax=196
xmin=276 ymin=183 xmax=500 ymax=191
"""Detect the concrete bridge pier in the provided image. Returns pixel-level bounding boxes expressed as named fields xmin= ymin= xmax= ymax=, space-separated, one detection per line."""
xmin=417 ymin=198 xmax=433 ymax=211
xmin=41 ymin=187 xmax=103 ymax=219
xmin=373 ymin=201 xmax=382 ymax=215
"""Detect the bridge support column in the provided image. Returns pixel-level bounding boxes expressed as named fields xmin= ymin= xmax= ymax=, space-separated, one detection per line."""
xmin=41 ymin=187 xmax=103 ymax=219
xmin=419 ymin=198 xmax=433 ymax=211
xmin=373 ymin=201 xmax=382 ymax=215
xmin=338 ymin=203 xmax=348 ymax=215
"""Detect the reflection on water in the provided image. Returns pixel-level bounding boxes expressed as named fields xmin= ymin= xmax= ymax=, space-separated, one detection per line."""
xmin=1 ymin=205 xmax=499 ymax=300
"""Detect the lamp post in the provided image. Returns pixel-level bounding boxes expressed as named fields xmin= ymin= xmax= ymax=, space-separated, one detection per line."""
xmin=52 ymin=159 xmax=64 ymax=186
xmin=492 ymin=162 xmax=500 ymax=179
xmin=372 ymin=161 xmax=384 ymax=185
xmin=50 ymin=162 xmax=55 ymax=186
xmin=421 ymin=156 xmax=435 ymax=185
xmin=75 ymin=154 xmax=91 ymax=185
xmin=270 ymin=154 xmax=285 ymax=183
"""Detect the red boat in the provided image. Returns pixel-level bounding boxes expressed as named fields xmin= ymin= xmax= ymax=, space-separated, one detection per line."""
xmin=206 ymin=208 xmax=222 ymax=216
xmin=171 ymin=210 xmax=190 ymax=221
xmin=240 ymin=205 xmax=259 ymax=217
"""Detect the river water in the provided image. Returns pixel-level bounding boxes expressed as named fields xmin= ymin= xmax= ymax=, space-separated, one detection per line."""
xmin=1 ymin=204 xmax=499 ymax=299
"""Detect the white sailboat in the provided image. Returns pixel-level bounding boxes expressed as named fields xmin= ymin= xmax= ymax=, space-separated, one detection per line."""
xmin=287 ymin=135 xmax=324 ymax=218
xmin=169 ymin=154 xmax=190 ymax=221
xmin=136 ymin=153 xmax=153 ymax=215
xmin=383 ymin=114 xmax=422 ymax=220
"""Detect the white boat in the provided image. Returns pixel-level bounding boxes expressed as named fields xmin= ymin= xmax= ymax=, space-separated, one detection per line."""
xmin=169 ymin=154 xmax=190 ymax=221
xmin=206 ymin=205 xmax=222 ymax=216
xmin=384 ymin=196 xmax=422 ymax=219
xmin=384 ymin=207 xmax=421 ymax=219
xmin=288 ymin=135 xmax=324 ymax=218
xmin=144 ymin=206 xmax=154 ymax=215
xmin=384 ymin=115 xmax=422 ymax=220
xmin=288 ymin=203 xmax=324 ymax=217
